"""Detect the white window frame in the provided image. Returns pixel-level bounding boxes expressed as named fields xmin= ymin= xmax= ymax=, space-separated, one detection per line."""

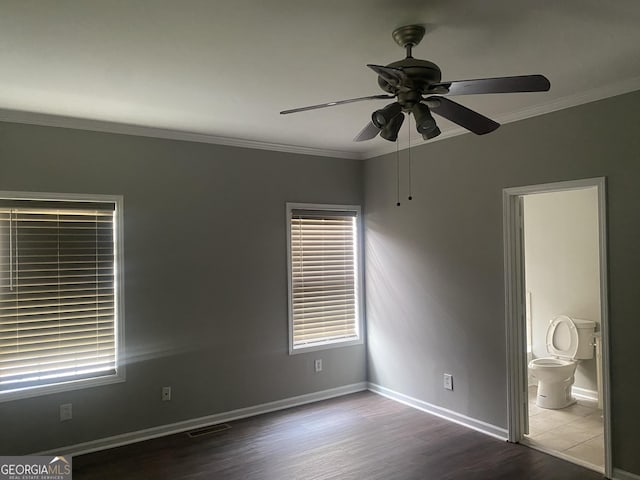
xmin=0 ymin=190 xmax=125 ymax=402
xmin=286 ymin=202 xmax=364 ymax=354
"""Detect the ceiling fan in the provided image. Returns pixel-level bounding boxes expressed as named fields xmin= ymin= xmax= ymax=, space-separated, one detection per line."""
xmin=280 ymin=25 xmax=550 ymax=142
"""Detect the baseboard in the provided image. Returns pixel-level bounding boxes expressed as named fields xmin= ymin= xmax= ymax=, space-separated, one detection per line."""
xmin=34 ymin=382 xmax=368 ymax=457
xmin=572 ymin=386 xmax=598 ymax=401
xmin=367 ymin=382 xmax=508 ymax=441
xmin=614 ymin=468 xmax=640 ymax=480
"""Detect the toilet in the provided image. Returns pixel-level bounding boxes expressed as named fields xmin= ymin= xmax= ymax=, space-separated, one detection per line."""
xmin=528 ymin=315 xmax=596 ymax=409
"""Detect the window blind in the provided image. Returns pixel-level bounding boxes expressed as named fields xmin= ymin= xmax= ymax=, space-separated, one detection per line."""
xmin=0 ymin=201 xmax=116 ymax=392
xmin=290 ymin=209 xmax=359 ymax=348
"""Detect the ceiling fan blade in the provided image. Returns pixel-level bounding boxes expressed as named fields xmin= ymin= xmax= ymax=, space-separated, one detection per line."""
xmin=367 ymin=64 xmax=407 ymax=87
xmin=426 ymin=96 xmax=500 ymax=135
xmin=353 ymin=121 xmax=381 ymax=142
xmin=280 ymin=94 xmax=394 ymax=115
xmin=431 ymin=75 xmax=550 ymax=96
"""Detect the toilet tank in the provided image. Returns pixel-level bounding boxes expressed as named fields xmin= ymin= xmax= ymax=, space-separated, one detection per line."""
xmin=573 ymin=318 xmax=596 ymax=359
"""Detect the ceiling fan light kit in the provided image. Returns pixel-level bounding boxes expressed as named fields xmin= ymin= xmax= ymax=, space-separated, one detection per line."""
xmin=372 ymin=102 xmax=403 ymax=129
xmin=380 ymin=113 xmax=405 ymax=142
xmin=412 ymin=103 xmax=439 ymax=137
xmin=281 ymin=24 xmax=551 ymax=144
xmin=422 ymin=126 xmax=441 ymax=141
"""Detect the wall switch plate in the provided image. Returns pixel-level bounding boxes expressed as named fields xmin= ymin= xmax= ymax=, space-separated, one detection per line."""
xmin=444 ymin=373 xmax=453 ymax=391
xmin=162 ymin=386 xmax=172 ymax=401
xmin=314 ymin=359 xmax=323 ymax=373
xmin=59 ymin=403 xmax=73 ymax=421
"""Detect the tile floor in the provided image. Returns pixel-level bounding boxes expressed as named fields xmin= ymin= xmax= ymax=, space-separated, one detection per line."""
xmin=525 ymin=385 xmax=604 ymax=468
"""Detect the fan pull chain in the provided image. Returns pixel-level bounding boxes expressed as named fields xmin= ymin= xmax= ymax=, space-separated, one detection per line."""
xmin=396 ymin=140 xmax=401 ymax=206
xmin=408 ymin=114 xmax=413 ymax=201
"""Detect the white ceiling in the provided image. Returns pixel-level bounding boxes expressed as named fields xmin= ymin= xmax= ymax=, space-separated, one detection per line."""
xmin=1 ymin=0 xmax=639 ymax=159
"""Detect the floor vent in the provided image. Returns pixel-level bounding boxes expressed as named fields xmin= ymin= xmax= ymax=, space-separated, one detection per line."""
xmin=187 ymin=423 xmax=231 ymax=438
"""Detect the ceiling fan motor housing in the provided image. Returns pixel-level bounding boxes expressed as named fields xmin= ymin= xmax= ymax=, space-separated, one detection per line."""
xmin=377 ymin=58 xmax=442 ymax=104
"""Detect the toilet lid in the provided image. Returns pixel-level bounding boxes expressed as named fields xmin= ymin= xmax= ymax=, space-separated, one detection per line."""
xmin=546 ymin=315 xmax=579 ymax=359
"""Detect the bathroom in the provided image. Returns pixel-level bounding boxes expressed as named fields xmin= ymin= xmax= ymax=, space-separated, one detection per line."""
xmin=522 ymin=187 xmax=604 ymax=471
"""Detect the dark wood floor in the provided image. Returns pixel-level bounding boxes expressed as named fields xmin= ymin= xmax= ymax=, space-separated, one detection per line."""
xmin=73 ymin=391 xmax=604 ymax=479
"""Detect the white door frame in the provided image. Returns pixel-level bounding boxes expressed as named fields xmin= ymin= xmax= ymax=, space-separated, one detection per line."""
xmin=503 ymin=177 xmax=612 ymax=478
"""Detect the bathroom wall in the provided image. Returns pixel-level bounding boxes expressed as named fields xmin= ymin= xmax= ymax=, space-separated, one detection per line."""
xmin=523 ymin=188 xmax=601 ymax=392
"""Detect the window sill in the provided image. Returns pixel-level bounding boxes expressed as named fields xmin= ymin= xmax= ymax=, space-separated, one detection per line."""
xmin=0 ymin=370 xmax=126 ymax=403
xmin=289 ymin=338 xmax=363 ymax=355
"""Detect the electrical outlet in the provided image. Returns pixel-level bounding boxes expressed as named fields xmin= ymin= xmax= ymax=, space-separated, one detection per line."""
xmin=59 ymin=403 xmax=73 ymax=421
xmin=162 ymin=386 xmax=172 ymax=401
xmin=314 ymin=359 xmax=323 ymax=373
xmin=443 ymin=373 xmax=453 ymax=391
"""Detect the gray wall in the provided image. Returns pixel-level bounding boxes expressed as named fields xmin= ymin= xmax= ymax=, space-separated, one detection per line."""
xmin=2 ymin=90 xmax=639 ymax=475
xmin=0 ymin=122 xmax=366 ymax=454
xmin=364 ymin=90 xmax=640 ymax=474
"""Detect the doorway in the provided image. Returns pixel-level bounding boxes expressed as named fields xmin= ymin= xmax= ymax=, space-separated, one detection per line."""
xmin=503 ymin=178 xmax=611 ymax=477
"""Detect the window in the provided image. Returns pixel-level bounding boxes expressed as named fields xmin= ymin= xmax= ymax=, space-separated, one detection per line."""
xmin=286 ymin=203 xmax=363 ymax=353
xmin=0 ymin=192 xmax=124 ymax=401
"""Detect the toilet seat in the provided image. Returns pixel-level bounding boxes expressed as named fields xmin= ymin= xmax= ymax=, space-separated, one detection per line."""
xmin=546 ymin=315 xmax=579 ymax=359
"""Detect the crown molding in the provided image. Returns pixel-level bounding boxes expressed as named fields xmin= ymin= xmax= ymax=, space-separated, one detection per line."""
xmin=497 ymin=74 xmax=640 ymax=127
xmin=2 ymin=76 xmax=639 ymax=161
xmin=363 ymin=75 xmax=640 ymax=159
xmin=0 ymin=108 xmax=364 ymax=160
